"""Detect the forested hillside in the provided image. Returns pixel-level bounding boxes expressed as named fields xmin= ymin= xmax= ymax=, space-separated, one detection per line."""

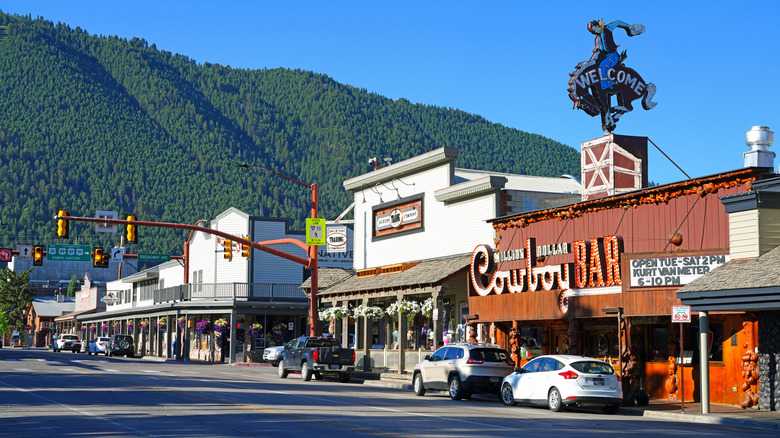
xmin=0 ymin=12 xmax=580 ymax=255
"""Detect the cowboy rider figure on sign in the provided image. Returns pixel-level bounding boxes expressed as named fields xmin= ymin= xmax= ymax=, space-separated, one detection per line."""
xmin=568 ymin=19 xmax=657 ymax=132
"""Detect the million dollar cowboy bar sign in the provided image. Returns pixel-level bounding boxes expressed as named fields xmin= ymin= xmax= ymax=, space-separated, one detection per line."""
xmin=470 ymin=236 xmax=622 ymax=314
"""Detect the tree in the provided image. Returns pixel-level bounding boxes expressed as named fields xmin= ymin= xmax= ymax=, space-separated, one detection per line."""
xmin=0 ymin=267 xmax=34 ymax=329
xmin=67 ymin=274 xmax=78 ymax=297
xmin=0 ymin=312 xmax=9 ymax=341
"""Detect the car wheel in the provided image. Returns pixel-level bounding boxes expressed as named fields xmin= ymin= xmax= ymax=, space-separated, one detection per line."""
xmin=301 ymin=361 xmax=312 ymax=381
xmin=602 ymin=404 xmax=620 ymax=414
xmin=278 ymin=361 xmax=289 ymax=378
xmin=548 ymin=387 xmax=565 ymax=412
xmin=448 ymin=375 xmax=464 ymax=401
xmin=314 ymin=372 xmax=324 ymax=380
xmin=413 ymin=373 xmax=426 ymax=396
xmin=338 ymin=373 xmax=350 ymax=383
xmin=501 ymin=383 xmax=517 ymax=406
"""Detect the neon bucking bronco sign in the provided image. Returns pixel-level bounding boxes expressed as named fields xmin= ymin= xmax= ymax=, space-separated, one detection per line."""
xmin=568 ymin=19 xmax=657 ymax=132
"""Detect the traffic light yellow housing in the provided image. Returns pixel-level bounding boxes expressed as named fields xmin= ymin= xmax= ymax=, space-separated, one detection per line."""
xmin=94 ymin=247 xmax=104 ymax=268
xmin=223 ymin=239 xmax=233 ymax=260
xmin=126 ymin=215 xmax=137 ymax=244
xmin=33 ymin=246 xmax=44 ymax=266
xmin=241 ymin=242 xmax=250 ymax=258
xmin=57 ymin=209 xmax=69 ymax=238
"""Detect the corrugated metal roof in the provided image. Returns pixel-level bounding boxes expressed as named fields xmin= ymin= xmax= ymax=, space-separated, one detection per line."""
xmin=31 ymin=297 xmax=75 ymax=317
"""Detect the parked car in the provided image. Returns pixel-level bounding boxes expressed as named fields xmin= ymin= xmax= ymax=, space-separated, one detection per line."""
xmin=263 ymin=340 xmax=294 ymax=366
xmin=412 ymin=342 xmax=514 ymax=400
xmin=88 ymin=337 xmax=111 ymax=356
xmin=108 ymin=334 xmax=135 ymax=357
xmin=500 ymin=355 xmax=623 ymax=413
xmin=278 ymin=336 xmax=355 ymax=382
xmin=53 ymin=334 xmax=80 ymax=352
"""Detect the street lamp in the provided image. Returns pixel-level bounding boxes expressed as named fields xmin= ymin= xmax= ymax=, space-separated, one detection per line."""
xmin=236 ymin=163 xmax=320 ymax=336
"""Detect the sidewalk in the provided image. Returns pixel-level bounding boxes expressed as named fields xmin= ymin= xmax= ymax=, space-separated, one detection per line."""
xmin=360 ymin=372 xmax=780 ymax=431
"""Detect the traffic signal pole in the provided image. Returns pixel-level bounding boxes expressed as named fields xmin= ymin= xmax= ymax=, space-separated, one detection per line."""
xmin=55 ymin=212 xmax=320 ymax=335
xmin=54 ymin=215 xmax=313 ymax=268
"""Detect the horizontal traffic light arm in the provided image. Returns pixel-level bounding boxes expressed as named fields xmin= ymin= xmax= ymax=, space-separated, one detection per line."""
xmin=54 ymin=214 xmax=313 ymax=269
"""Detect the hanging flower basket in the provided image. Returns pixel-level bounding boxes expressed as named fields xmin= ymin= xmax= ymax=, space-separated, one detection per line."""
xmin=387 ymin=300 xmax=421 ymax=320
xmin=248 ymin=323 xmax=263 ymax=338
xmin=81 ymin=326 xmax=86 ymax=335
xmin=89 ymin=325 xmax=96 ymax=332
xmin=177 ymin=316 xmax=187 ymax=329
xmin=196 ymin=320 xmax=211 ymax=335
xmin=214 ymin=318 xmax=229 ymax=334
xmin=421 ymin=298 xmax=434 ymax=316
xmin=127 ymin=320 xmax=135 ymax=332
xmin=158 ymin=317 xmax=167 ymax=332
xmin=353 ymin=304 xmax=385 ymax=320
xmin=139 ymin=319 xmax=150 ymax=333
xmin=318 ymin=306 xmax=350 ymax=322
xmin=113 ymin=321 xmax=121 ymax=332
xmin=101 ymin=322 xmax=110 ymax=332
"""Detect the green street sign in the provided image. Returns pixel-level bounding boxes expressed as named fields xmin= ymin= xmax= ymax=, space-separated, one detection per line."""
xmin=46 ymin=244 xmax=91 ymax=262
xmin=305 ymin=218 xmax=326 ymax=246
xmin=138 ymin=253 xmax=171 ymax=262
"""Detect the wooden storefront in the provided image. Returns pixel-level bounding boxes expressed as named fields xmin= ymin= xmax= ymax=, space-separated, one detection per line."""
xmin=467 ymin=167 xmax=769 ymax=406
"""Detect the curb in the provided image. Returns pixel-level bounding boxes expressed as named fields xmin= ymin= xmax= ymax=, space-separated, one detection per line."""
xmin=640 ymin=410 xmax=780 ymax=431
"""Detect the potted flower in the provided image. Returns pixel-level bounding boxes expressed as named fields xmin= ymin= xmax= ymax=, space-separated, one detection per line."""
xmin=214 ymin=318 xmax=229 ymax=334
xmin=127 ymin=320 xmax=135 ymax=332
xmin=196 ymin=320 xmax=211 ymax=335
xmin=89 ymin=325 xmax=96 ymax=333
xmin=158 ymin=316 xmax=167 ymax=332
xmin=101 ymin=322 xmax=110 ymax=332
xmin=248 ymin=322 xmax=263 ymax=338
xmin=354 ymin=304 xmax=385 ymax=320
xmin=177 ymin=316 xmax=187 ymax=329
xmin=139 ymin=319 xmax=150 ymax=333
xmin=113 ymin=321 xmax=121 ymax=332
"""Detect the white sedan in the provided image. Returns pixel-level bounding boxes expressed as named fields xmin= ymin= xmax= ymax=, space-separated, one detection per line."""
xmin=87 ymin=337 xmax=111 ymax=356
xmin=500 ymin=355 xmax=623 ymax=413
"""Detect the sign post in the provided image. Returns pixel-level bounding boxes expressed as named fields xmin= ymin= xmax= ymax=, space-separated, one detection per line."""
xmin=672 ymin=305 xmax=691 ymax=413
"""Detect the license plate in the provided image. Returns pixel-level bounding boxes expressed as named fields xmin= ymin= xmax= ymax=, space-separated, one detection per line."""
xmin=491 ymin=377 xmax=500 ymax=383
xmin=331 ymin=365 xmax=339 ymax=369
xmin=593 ymin=378 xmax=604 ymax=385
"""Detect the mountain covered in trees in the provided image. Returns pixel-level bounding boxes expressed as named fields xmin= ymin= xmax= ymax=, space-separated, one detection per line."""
xmin=0 ymin=12 xmax=580 ymax=256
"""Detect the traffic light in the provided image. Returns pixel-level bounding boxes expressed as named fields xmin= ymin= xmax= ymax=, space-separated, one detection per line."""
xmin=56 ymin=209 xmax=69 ymax=239
xmin=241 ymin=242 xmax=250 ymax=258
xmin=94 ymin=247 xmax=104 ymax=268
xmin=101 ymin=251 xmax=110 ymax=268
xmin=125 ymin=215 xmax=137 ymax=244
xmin=223 ymin=239 xmax=233 ymax=260
xmin=33 ymin=246 xmax=44 ymax=266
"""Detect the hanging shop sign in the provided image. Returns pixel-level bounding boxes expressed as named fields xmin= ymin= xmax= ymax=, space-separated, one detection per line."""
xmin=567 ymin=19 xmax=657 ymax=132
xmin=629 ymin=255 xmax=730 ymax=287
xmin=470 ymin=235 xmax=623 ymax=299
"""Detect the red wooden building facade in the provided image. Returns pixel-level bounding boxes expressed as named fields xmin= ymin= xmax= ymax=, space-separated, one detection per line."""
xmin=467 ymin=166 xmax=768 ymax=406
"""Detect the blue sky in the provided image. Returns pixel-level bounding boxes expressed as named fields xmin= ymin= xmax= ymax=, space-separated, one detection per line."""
xmin=3 ymin=1 xmax=778 ymax=184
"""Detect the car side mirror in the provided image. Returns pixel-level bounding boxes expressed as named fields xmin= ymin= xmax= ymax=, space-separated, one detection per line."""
xmin=514 ymin=367 xmax=524 ymax=373
xmin=424 ymin=355 xmax=431 ymax=361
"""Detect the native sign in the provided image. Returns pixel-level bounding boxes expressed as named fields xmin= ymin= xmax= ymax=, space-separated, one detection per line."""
xmin=568 ymin=19 xmax=657 ymax=132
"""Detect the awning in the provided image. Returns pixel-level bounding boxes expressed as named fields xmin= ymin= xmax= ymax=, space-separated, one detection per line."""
xmin=677 ymin=244 xmax=780 ymax=311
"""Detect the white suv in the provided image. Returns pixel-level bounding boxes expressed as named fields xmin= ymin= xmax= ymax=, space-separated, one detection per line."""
xmin=53 ymin=334 xmax=80 ymax=352
xmin=412 ymin=342 xmax=515 ymax=400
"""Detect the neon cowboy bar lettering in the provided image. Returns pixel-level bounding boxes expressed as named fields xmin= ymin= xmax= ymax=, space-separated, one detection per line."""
xmin=470 ymin=236 xmax=622 ymax=297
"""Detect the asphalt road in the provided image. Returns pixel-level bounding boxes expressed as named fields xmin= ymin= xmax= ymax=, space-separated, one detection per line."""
xmin=0 ymin=347 xmax=757 ymax=437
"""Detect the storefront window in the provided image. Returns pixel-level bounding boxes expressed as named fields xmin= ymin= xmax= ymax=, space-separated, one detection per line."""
xmin=650 ymin=325 xmax=669 ymax=361
xmin=519 ymin=328 xmax=543 ymax=359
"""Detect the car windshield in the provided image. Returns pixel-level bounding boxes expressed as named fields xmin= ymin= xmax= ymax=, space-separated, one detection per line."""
xmin=63 ymin=335 xmax=78 ymax=340
xmin=98 ymin=337 xmax=110 ymax=342
xmin=469 ymin=348 xmax=509 ymax=362
xmin=570 ymin=361 xmax=615 ymax=375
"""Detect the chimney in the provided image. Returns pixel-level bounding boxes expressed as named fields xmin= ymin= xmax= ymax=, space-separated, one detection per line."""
xmin=743 ymin=126 xmax=774 ymax=169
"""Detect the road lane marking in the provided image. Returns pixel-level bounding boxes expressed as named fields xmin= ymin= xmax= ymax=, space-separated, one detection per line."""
xmin=0 ymin=379 xmax=153 ymax=437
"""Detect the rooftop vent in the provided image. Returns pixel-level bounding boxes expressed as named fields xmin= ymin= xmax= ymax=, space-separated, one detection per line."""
xmin=743 ymin=126 xmax=774 ymax=169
